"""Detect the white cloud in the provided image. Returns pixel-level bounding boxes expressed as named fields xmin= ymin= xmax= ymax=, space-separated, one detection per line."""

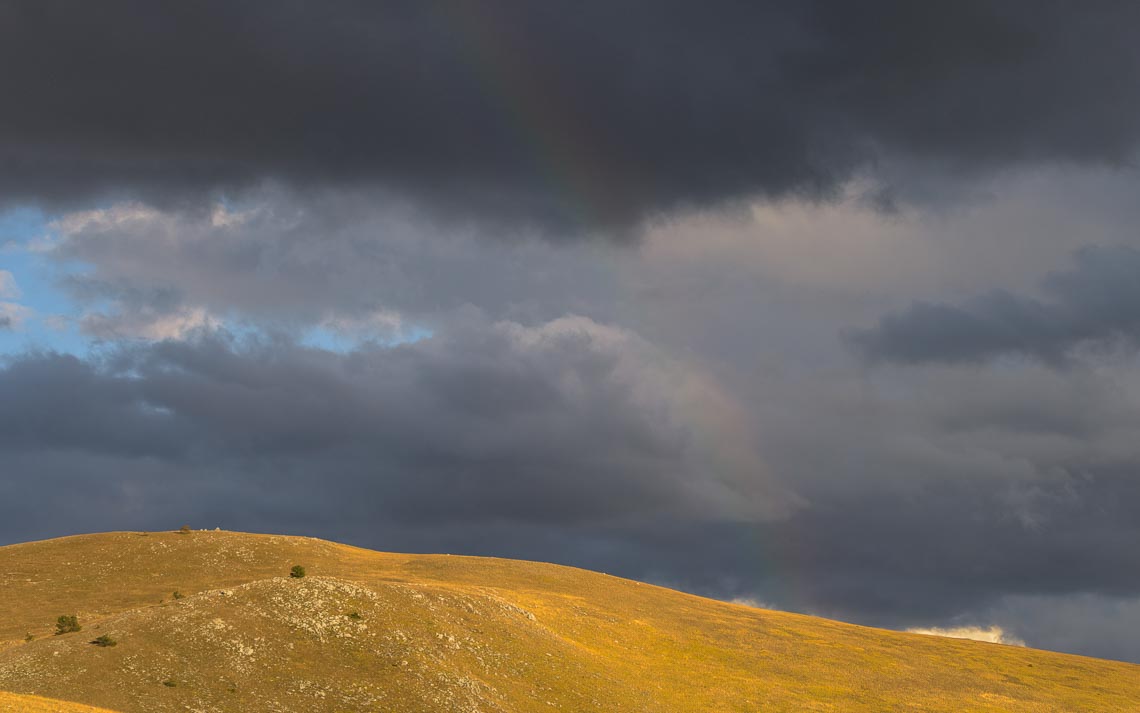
xmin=81 ymin=306 xmax=219 ymax=341
xmin=0 ymin=270 xmax=19 ymax=299
xmin=42 ymin=314 xmax=73 ymax=332
xmin=49 ymin=202 xmax=164 ymax=237
xmin=0 ymin=301 xmax=32 ymax=330
xmin=729 ymin=597 xmax=782 ymax=611
xmin=906 ymin=625 xmax=1026 ymax=646
xmin=0 ymin=273 xmax=32 ymax=330
xmin=320 ymin=309 xmax=404 ymax=338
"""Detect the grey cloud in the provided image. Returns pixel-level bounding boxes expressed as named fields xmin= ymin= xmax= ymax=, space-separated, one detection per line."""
xmin=769 ymin=470 xmax=1140 ymax=622
xmin=48 ymin=193 xmax=620 ymax=334
xmin=0 ymin=302 xmax=28 ymax=331
xmin=0 ymin=317 xmax=787 ymax=537
xmin=850 ymin=246 xmax=1140 ymax=364
xmin=683 ymin=361 xmax=1140 ymax=655
xmin=3 ymin=1 xmax=1140 ymax=234
xmin=985 ymin=593 xmax=1140 ymax=664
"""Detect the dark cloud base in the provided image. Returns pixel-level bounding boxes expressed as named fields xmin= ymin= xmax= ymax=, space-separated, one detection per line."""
xmin=0 ymin=319 xmax=783 ymax=533
xmin=4 ymin=1 xmax=1140 ymax=233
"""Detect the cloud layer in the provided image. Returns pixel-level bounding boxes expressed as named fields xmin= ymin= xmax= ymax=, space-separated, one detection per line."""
xmin=4 ymin=1 xmax=1140 ymax=233
xmin=852 ymin=246 xmax=1140 ymax=364
xmin=43 ymin=193 xmax=619 ymax=338
xmin=0 ymin=317 xmax=788 ymax=539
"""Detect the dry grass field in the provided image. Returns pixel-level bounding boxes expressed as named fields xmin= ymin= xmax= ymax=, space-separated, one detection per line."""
xmin=1 ymin=530 xmax=1137 ymax=712
xmin=0 ymin=691 xmax=118 ymax=712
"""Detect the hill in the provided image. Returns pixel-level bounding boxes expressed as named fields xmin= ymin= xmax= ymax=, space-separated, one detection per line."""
xmin=0 ymin=692 xmax=118 ymax=713
xmin=1 ymin=530 xmax=1137 ymax=712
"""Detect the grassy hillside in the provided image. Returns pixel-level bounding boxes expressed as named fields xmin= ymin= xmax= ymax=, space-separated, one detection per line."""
xmin=0 ymin=691 xmax=117 ymax=713
xmin=1 ymin=531 xmax=1137 ymax=712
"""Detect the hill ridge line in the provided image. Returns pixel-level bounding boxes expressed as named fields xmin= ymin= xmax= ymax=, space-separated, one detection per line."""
xmin=1 ymin=529 xmax=1137 ymax=712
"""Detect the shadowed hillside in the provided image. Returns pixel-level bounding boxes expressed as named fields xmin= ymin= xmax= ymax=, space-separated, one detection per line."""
xmin=1 ymin=531 xmax=1137 ymax=712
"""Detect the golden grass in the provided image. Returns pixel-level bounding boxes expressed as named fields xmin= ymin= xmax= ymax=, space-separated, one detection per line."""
xmin=0 ymin=530 xmax=1137 ymax=712
xmin=0 ymin=691 xmax=118 ymax=713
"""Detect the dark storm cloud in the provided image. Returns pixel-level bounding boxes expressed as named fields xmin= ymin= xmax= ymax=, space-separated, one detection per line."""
xmin=851 ymin=246 xmax=1140 ymax=365
xmin=985 ymin=594 xmax=1140 ymax=663
xmin=767 ymin=470 xmax=1140 ymax=621
xmin=0 ymin=317 xmax=786 ymax=543
xmin=678 ymin=359 xmax=1140 ymax=661
xmin=3 ymin=1 xmax=1140 ymax=233
xmin=598 ymin=465 xmax=1140 ymax=627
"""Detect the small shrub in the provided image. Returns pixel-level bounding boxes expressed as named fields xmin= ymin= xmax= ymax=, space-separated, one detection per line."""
xmin=172 ymin=591 xmax=184 ymax=600
xmin=162 ymin=679 xmax=178 ymax=688
xmin=55 ymin=615 xmax=81 ymax=635
xmin=24 ymin=632 xmax=34 ymax=642
xmin=91 ymin=634 xmax=117 ymax=647
xmin=290 ymin=565 xmax=306 ymax=578
xmin=178 ymin=525 xmax=191 ymax=534
xmin=347 ymin=611 xmax=363 ymax=620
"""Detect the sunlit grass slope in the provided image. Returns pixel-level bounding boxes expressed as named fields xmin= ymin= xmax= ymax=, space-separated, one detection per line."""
xmin=0 ymin=691 xmax=118 ymax=712
xmin=1 ymin=531 xmax=1137 ymax=712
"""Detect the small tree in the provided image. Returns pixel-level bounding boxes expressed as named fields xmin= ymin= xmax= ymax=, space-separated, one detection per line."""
xmin=91 ymin=634 xmax=117 ymax=647
xmin=172 ymin=591 xmax=184 ymax=600
xmin=178 ymin=525 xmax=192 ymax=535
xmin=290 ymin=565 xmax=306 ymax=578
xmin=55 ymin=615 xmax=81 ymax=635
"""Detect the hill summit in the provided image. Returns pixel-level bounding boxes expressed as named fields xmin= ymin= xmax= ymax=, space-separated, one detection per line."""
xmin=1 ymin=530 xmax=1137 ymax=712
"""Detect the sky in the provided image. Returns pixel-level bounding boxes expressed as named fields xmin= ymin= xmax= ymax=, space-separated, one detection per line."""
xmin=3 ymin=0 xmax=1140 ymax=663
